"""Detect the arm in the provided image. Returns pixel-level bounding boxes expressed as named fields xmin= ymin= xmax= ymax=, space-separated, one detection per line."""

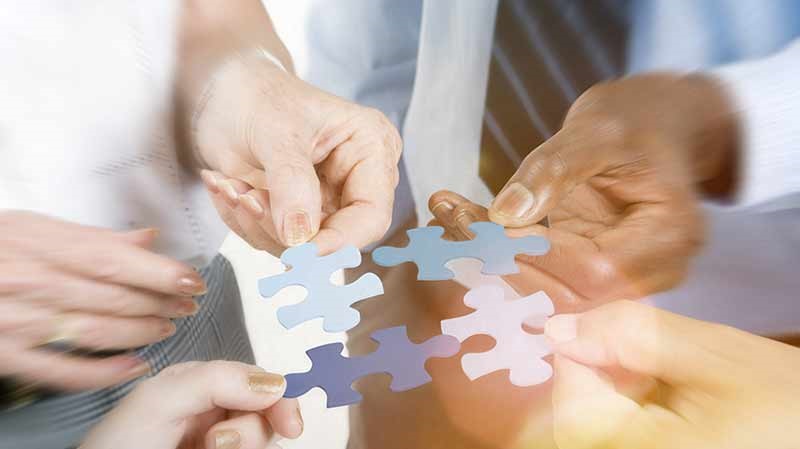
xmin=710 ymin=38 xmax=800 ymax=207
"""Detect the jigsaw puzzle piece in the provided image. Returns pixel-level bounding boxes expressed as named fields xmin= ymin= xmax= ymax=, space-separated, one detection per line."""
xmin=372 ymin=227 xmax=454 ymax=280
xmin=366 ymin=326 xmax=460 ymax=391
xmin=258 ymin=243 xmax=361 ymax=297
xmin=441 ymin=286 xmax=555 ymax=386
xmin=467 ymin=222 xmax=550 ymax=275
xmin=275 ymin=272 xmax=383 ymax=332
xmin=284 ymin=343 xmax=365 ymax=407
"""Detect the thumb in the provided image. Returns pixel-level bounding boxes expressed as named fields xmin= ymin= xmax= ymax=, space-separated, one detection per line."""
xmin=545 ymin=300 xmax=732 ymax=387
xmin=258 ymin=148 xmax=322 ymax=246
xmin=489 ymin=127 xmax=612 ymax=227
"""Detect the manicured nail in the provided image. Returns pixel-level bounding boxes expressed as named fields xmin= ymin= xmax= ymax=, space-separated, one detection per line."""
xmin=430 ymin=199 xmax=455 ymax=215
xmin=175 ymin=299 xmax=199 ymax=316
xmin=545 ymin=314 xmax=578 ymax=344
xmin=283 ymin=211 xmax=312 ymax=246
xmin=294 ymin=403 xmax=304 ymax=435
xmin=178 ymin=275 xmax=207 ymax=296
xmin=241 ymin=194 xmax=264 ymax=216
xmin=161 ymin=321 xmax=177 ymax=338
xmin=200 ymin=169 xmax=220 ymax=193
xmin=214 ymin=429 xmax=241 ymax=449
xmin=221 ymin=182 xmax=239 ymax=206
xmin=248 ymin=372 xmax=285 ymax=394
xmin=492 ymin=182 xmax=535 ymax=219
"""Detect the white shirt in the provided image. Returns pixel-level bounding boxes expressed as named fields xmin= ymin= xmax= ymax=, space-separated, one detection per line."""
xmin=0 ymin=1 xmax=227 ymax=267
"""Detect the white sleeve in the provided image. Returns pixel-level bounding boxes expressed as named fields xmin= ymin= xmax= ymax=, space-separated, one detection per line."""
xmin=710 ymin=39 xmax=800 ymax=207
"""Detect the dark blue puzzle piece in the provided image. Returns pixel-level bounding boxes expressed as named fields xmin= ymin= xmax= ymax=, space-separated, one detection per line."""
xmin=372 ymin=222 xmax=549 ymax=280
xmin=283 ymin=326 xmax=460 ymax=407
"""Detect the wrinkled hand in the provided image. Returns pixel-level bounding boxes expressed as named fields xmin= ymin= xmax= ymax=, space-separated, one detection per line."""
xmin=192 ymin=55 xmax=402 ymax=255
xmin=81 ymin=361 xmax=302 ymax=449
xmin=0 ymin=211 xmax=206 ymax=390
xmin=546 ymin=301 xmax=800 ymax=449
xmin=430 ymin=74 xmax=739 ymax=309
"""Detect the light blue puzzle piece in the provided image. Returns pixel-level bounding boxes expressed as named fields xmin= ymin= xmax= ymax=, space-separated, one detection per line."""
xmin=259 ymin=243 xmax=384 ymax=332
xmin=371 ymin=222 xmax=549 ymax=280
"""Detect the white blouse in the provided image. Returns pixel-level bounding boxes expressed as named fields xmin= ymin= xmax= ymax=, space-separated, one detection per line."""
xmin=0 ymin=1 xmax=227 ymax=267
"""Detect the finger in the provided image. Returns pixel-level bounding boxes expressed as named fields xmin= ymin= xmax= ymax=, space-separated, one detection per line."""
xmin=206 ymin=413 xmax=274 ymax=449
xmin=115 ymin=228 xmax=160 ymax=249
xmin=21 ymin=313 xmax=176 ymax=351
xmin=313 ymin=157 xmax=398 ymax=253
xmin=127 ymin=361 xmax=291 ymax=423
xmin=265 ymin=398 xmax=303 ymax=439
xmin=552 ymin=354 xmax=643 ymax=449
xmin=47 ymin=242 xmax=207 ymax=297
xmin=428 ymin=190 xmax=489 ymax=240
xmin=489 ymin=128 xmax=614 ymax=227
xmin=35 ymin=277 xmax=197 ymax=318
xmin=255 ymin=143 xmax=322 ymax=247
xmin=544 ymin=300 xmax=737 ymax=388
xmin=0 ymin=340 xmax=149 ymax=391
xmin=205 ymin=176 xmax=249 ymax=239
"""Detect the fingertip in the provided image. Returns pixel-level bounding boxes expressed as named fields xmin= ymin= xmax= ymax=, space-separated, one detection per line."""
xmin=200 ymin=169 xmax=220 ymax=194
xmin=266 ymin=398 xmax=304 ymax=440
xmin=241 ymin=194 xmax=265 ymax=217
xmin=281 ymin=210 xmax=314 ymax=247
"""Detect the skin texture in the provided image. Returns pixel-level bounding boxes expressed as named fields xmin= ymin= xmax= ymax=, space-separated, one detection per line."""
xmin=80 ymin=361 xmax=302 ymax=449
xmin=0 ymin=211 xmax=206 ymax=391
xmin=178 ymin=0 xmax=402 ymax=255
xmin=547 ymin=301 xmax=800 ymax=449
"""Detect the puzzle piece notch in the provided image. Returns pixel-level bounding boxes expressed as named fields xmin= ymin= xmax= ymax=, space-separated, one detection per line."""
xmin=283 ymin=326 xmax=460 ymax=407
xmin=372 ymin=222 xmax=549 ymax=280
xmin=258 ymin=243 xmax=384 ymax=332
xmin=441 ymin=285 xmax=554 ymax=386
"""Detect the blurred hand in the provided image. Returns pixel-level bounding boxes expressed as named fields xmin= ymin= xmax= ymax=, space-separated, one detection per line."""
xmin=0 ymin=211 xmax=206 ymax=390
xmin=81 ymin=361 xmax=302 ymax=449
xmin=193 ymin=55 xmax=402 ymax=255
xmin=430 ymin=74 xmax=739 ymax=309
xmin=546 ymin=300 xmax=800 ymax=449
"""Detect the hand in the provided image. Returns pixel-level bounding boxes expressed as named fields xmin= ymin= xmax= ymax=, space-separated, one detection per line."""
xmin=0 ymin=211 xmax=207 ymax=390
xmin=80 ymin=361 xmax=303 ymax=449
xmin=192 ymin=56 xmax=401 ymax=255
xmin=546 ymin=301 xmax=800 ymax=449
xmin=432 ymin=74 xmax=739 ymax=307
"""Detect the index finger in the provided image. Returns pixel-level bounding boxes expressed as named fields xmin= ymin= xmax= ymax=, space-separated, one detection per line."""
xmin=48 ymin=238 xmax=206 ymax=296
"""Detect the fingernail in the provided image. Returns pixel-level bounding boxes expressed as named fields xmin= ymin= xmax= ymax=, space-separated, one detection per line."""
xmin=294 ymin=403 xmax=304 ymax=435
xmin=492 ymin=182 xmax=535 ymax=219
xmin=430 ymin=200 xmax=455 ymax=215
xmin=214 ymin=429 xmax=241 ymax=449
xmin=283 ymin=211 xmax=312 ymax=246
xmin=248 ymin=372 xmax=285 ymax=394
xmin=241 ymin=194 xmax=264 ymax=216
xmin=545 ymin=314 xmax=578 ymax=344
xmin=454 ymin=210 xmax=477 ymax=239
xmin=175 ymin=299 xmax=199 ymax=316
xmin=221 ymin=182 xmax=239 ymax=206
xmin=125 ymin=360 xmax=151 ymax=378
xmin=161 ymin=321 xmax=177 ymax=338
xmin=200 ymin=169 xmax=219 ymax=193
xmin=178 ymin=275 xmax=207 ymax=296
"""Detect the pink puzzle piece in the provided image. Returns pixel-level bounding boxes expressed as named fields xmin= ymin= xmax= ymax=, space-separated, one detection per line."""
xmin=441 ymin=286 xmax=555 ymax=386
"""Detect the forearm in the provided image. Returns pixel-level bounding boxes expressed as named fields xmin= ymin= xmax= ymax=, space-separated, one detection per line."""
xmin=175 ymin=0 xmax=293 ymax=165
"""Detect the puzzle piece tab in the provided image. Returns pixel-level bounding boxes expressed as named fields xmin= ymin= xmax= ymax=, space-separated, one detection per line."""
xmin=441 ymin=286 xmax=554 ymax=386
xmin=372 ymin=222 xmax=549 ymax=280
xmin=259 ymin=243 xmax=383 ymax=332
xmin=284 ymin=326 xmax=460 ymax=407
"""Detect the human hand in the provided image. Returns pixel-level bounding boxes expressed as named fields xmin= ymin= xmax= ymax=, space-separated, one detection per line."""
xmin=191 ymin=55 xmax=401 ymax=255
xmin=432 ymin=74 xmax=740 ymax=307
xmin=546 ymin=300 xmax=800 ymax=449
xmin=80 ymin=361 xmax=302 ymax=449
xmin=0 ymin=211 xmax=207 ymax=390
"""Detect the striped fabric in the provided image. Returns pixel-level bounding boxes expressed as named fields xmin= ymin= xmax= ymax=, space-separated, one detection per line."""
xmin=0 ymin=255 xmax=255 ymax=449
xmin=479 ymin=0 xmax=630 ymax=193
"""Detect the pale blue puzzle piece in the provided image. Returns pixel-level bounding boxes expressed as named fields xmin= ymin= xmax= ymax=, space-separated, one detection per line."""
xmin=372 ymin=222 xmax=550 ymax=280
xmin=284 ymin=326 xmax=460 ymax=407
xmin=259 ymin=243 xmax=384 ymax=332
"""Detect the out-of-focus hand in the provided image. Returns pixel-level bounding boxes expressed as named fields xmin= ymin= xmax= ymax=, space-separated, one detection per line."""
xmin=0 ymin=211 xmax=207 ymax=391
xmin=430 ymin=74 xmax=739 ymax=309
xmin=192 ymin=55 xmax=401 ymax=255
xmin=81 ymin=361 xmax=302 ymax=449
xmin=546 ymin=300 xmax=800 ymax=449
